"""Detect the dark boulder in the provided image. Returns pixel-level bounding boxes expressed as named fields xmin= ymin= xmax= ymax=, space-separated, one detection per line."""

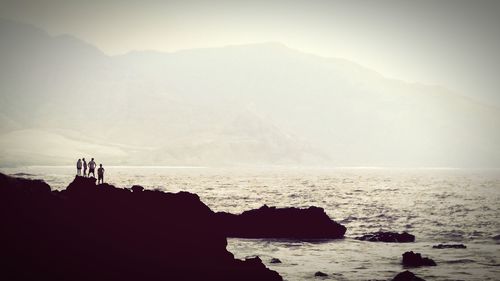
xmin=315 ymin=271 xmax=328 ymax=277
xmin=432 ymin=243 xmax=466 ymax=249
xmin=216 ymin=205 xmax=346 ymax=239
xmin=270 ymin=258 xmax=282 ymax=264
xmin=402 ymin=251 xmax=436 ymax=267
xmin=355 ymin=231 xmax=415 ymax=243
xmin=131 ymin=185 xmax=144 ymax=193
xmin=0 ymin=173 xmax=282 ymax=281
xmin=392 ymin=270 xmax=426 ymax=281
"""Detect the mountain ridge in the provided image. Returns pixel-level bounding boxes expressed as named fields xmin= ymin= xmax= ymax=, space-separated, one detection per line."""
xmin=1 ymin=19 xmax=499 ymax=168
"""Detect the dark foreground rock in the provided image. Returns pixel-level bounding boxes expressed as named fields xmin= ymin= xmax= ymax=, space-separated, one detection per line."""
xmin=402 ymin=251 xmax=437 ymax=267
xmin=392 ymin=270 xmax=426 ymax=281
xmin=432 ymin=243 xmax=466 ymax=249
xmin=216 ymin=205 xmax=346 ymax=239
xmin=0 ymin=173 xmax=282 ymax=281
xmin=355 ymin=231 xmax=415 ymax=242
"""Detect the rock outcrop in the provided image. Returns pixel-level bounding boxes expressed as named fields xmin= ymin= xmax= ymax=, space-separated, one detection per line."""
xmin=432 ymin=243 xmax=466 ymax=249
xmin=355 ymin=231 xmax=415 ymax=243
xmin=0 ymin=173 xmax=282 ymax=281
xmin=392 ymin=270 xmax=426 ymax=281
xmin=402 ymin=251 xmax=437 ymax=267
xmin=314 ymin=271 xmax=328 ymax=277
xmin=216 ymin=205 xmax=346 ymax=239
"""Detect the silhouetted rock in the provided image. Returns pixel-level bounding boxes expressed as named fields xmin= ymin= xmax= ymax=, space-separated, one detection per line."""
xmin=0 ymin=172 xmax=51 ymax=193
xmin=270 ymin=258 xmax=282 ymax=264
xmin=402 ymin=251 xmax=437 ymax=267
xmin=392 ymin=270 xmax=426 ymax=281
xmin=355 ymin=231 xmax=415 ymax=242
xmin=0 ymin=174 xmax=282 ymax=281
xmin=315 ymin=271 xmax=328 ymax=277
xmin=131 ymin=185 xmax=144 ymax=193
xmin=492 ymin=234 xmax=500 ymax=240
xmin=432 ymin=243 xmax=466 ymax=249
xmin=216 ymin=205 xmax=346 ymax=239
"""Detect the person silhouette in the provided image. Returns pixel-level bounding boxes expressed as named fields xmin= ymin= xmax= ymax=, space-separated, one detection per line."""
xmin=97 ymin=164 xmax=105 ymax=184
xmin=88 ymin=158 xmax=96 ymax=177
xmin=82 ymin=158 xmax=87 ymax=177
xmin=76 ymin=159 xmax=82 ymax=176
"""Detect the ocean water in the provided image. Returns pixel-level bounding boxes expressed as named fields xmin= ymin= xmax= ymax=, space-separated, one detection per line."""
xmin=1 ymin=166 xmax=499 ymax=281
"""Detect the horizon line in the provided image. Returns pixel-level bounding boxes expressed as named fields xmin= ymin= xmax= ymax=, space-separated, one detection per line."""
xmin=2 ymin=165 xmax=500 ymax=170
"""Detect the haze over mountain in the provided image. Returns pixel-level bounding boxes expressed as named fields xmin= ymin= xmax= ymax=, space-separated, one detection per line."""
xmin=1 ymin=19 xmax=499 ymax=167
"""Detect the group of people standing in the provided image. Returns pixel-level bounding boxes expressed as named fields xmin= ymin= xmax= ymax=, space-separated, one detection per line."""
xmin=76 ymin=157 xmax=105 ymax=184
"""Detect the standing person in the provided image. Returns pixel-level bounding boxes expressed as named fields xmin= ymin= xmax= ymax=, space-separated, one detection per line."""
xmin=82 ymin=158 xmax=88 ymax=177
xmin=97 ymin=164 xmax=105 ymax=184
xmin=76 ymin=159 xmax=82 ymax=176
xmin=88 ymin=158 xmax=96 ymax=177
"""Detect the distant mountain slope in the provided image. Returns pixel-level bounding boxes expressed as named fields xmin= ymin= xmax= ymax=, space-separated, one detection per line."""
xmin=1 ymin=19 xmax=499 ymax=167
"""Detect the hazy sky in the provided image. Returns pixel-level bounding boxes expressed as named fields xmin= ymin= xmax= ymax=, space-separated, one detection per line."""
xmin=1 ymin=0 xmax=499 ymax=104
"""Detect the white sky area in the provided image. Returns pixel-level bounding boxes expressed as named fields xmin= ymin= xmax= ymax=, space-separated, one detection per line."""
xmin=0 ymin=0 xmax=499 ymax=104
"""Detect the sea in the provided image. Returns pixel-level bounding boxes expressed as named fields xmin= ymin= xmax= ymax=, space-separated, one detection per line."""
xmin=1 ymin=166 xmax=499 ymax=281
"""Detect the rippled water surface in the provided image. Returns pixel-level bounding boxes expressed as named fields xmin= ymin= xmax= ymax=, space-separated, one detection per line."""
xmin=2 ymin=166 xmax=499 ymax=281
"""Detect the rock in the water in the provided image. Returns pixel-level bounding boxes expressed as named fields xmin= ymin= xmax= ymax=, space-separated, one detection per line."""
xmin=131 ymin=185 xmax=144 ymax=192
xmin=314 ymin=271 xmax=328 ymax=277
xmin=270 ymin=258 xmax=282 ymax=264
xmin=216 ymin=205 xmax=346 ymax=239
xmin=492 ymin=234 xmax=500 ymax=240
xmin=0 ymin=173 xmax=282 ymax=281
xmin=355 ymin=231 xmax=415 ymax=243
xmin=432 ymin=243 xmax=466 ymax=249
xmin=402 ymin=251 xmax=437 ymax=267
xmin=392 ymin=270 xmax=426 ymax=281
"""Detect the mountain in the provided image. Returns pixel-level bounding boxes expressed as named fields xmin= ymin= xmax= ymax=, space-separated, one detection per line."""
xmin=1 ymin=19 xmax=499 ymax=167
